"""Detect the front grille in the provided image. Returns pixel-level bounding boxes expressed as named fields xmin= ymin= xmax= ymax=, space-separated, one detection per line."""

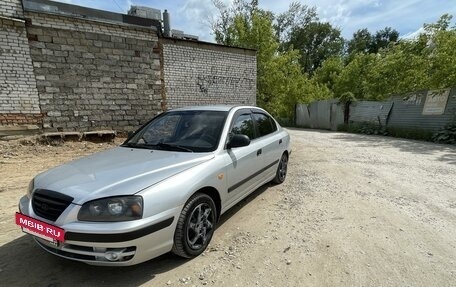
xmin=32 ymin=189 xmax=73 ymax=221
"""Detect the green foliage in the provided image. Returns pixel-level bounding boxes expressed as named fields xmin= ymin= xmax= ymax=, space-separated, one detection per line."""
xmin=274 ymin=2 xmax=317 ymax=43
xmin=347 ymin=29 xmax=372 ymax=55
xmin=424 ymin=13 xmax=453 ymax=32
xmin=286 ymin=22 xmax=344 ymax=74
xmin=432 ymin=123 xmax=456 ymax=144
xmin=333 ymin=41 xmax=431 ymax=100
xmin=315 ymin=15 xmax=456 ymax=101
xmin=333 ymin=53 xmax=380 ymax=99
xmin=339 ymin=123 xmax=434 ymax=141
xmin=428 ymin=29 xmax=456 ymax=88
xmin=338 ymin=122 xmax=388 ymax=136
xmin=364 ymin=43 xmax=430 ymax=97
xmin=387 ymin=127 xmax=434 ymax=141
xmin=347 ymin=27 xmax=399 ymax=56
xmin=313 ymin=56 xmax=344 ymax=91
xmin=288 ymin=22 xmax=344 ymax=75
xmin=210 ymin=0 xmax=330 ymax=118
xmin=338 ymin=91 xmax=356 ymax=104
xmin=263 ymin=51 xmax=332 ymax=118
xmin=432 ymin=109 xmax=456 ymax=144
xmin=276 ymin=2 xmax=344 ymax=75
xmin=371 ymin=27 xmax=399 ymax=53
xmin=211 ymin=3 xmax=456 ymax=119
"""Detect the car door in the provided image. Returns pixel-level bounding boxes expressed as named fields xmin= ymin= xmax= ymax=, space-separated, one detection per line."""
xmin=251 ymin=111 xmax=282 ymax=182
xmin=224 ymin=110 xmax=263 ymax=208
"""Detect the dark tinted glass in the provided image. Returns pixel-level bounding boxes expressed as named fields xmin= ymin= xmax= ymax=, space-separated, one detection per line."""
xmin=253 ymin=113 xmax=277 ymax=137
xmin=231 ymin=114 xmax=255 ymax=139
xmin=126 ymin=110 xmax=227 ymax=152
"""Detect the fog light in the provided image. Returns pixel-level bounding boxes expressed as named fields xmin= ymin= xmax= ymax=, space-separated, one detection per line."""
xmin=105 ymin=251 xmax=120 ymax=261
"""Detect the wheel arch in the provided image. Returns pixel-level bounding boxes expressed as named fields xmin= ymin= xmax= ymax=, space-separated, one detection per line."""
xmin=192 ymin=186 xmax=222 ymax=222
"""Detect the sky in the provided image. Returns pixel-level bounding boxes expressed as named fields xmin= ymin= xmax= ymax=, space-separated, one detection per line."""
xmin=55 ymin=0 xmax=456 ymax=42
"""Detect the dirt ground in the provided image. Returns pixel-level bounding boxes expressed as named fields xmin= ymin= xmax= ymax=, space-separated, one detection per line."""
xmin=1 ymin=129 xmax=456 ymax=287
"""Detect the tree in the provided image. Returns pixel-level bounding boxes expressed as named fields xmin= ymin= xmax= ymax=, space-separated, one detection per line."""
xmin=286 ymin=22 xmax=344 ymax=74
xmin=428 ymin=29 xmax=456 ymax=88
xmin=210 ymin=0 xmax=331 ymax=118
xmin=424 ymin=13 xmax=453 ymax=33
xmin=417 ymin=14 xmax=456 ymax=88
xmin=274 ymin=2 xmax=317 ymax=44
xmin=370 ymin=27 xmax=399 ymax=53
xmin=346 ymin=27 xmax=399 ymax=56
xmin=212 ymin=1 xmax=456 ymax=117
xmin=365 ymin=43 xmax=430 ymax=97
xmin=333 ymin=53 xmax=379 ymax=99
xmin=347 ymin=28 xmax=372 ymax=55
xmin=313 ymin=56 xmax=344 ymax=91
xmin=211 ymin=0 xmax=268 ymax=46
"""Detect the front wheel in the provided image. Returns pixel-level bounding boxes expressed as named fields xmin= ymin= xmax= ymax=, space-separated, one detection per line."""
xmin=172 ymin=193 xmax=216 ymax=258
xmin=272 ymin=153 xmax=288 ymax=184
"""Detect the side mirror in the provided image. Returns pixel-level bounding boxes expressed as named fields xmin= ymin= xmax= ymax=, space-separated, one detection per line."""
xmin=227 ymin=134 xmax=250 ymax=149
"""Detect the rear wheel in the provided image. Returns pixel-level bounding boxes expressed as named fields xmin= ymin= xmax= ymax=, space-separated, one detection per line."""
xmin=273 ymin=153 xmax=288 ymax=184
xmin=172 ymin=193 xmax=216 ymax=258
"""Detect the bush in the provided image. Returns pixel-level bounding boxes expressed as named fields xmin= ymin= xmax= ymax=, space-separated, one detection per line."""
xmin=338 ymin=122 xmax=434 ymax=141
xmin=387 ymin=127 xmax=433 ymax=141
xmin=277 ymin=118 xmax=295 ymax=127
xmin=338 ymin=122 xmax=388 ymax=136
xmin=432 ymin=122 xmax=456 ymax=144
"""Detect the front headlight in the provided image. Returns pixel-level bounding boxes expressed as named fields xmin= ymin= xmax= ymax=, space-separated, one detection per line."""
xmin=78 ymin=196 xmax=143 ymax=222
xmin=27 ymin=179 xmax=35 ymax=199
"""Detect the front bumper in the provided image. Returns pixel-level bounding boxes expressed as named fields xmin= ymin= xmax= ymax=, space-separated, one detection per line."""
xmin=19 ymin=196 xmax=180 ymax=266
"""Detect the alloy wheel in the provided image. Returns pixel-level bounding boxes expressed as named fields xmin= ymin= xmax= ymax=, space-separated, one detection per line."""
xmin=186 ymin=203 xmax=214 ymax=250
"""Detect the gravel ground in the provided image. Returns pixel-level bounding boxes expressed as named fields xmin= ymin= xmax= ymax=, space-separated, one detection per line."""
xmin=1 ymin=129 xmax=455 ymax=286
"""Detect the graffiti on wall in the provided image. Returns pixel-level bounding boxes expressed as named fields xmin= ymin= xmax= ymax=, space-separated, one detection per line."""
xmin=195 ymin=66 xmax=255 ymax=95
xmin=402 ymin=93 xmax=422 ymax=105
xmin=196 ymin=75 xmax=255 ymax=94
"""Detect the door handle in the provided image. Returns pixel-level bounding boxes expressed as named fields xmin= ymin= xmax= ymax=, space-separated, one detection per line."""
xmin=257 ymin=149 xmax=262 ymax=156
xmin=279 ymin=139 xmax=282 ymax=144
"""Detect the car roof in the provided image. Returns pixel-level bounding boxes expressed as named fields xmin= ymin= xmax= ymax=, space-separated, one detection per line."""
xmin=169 ymin=105 xmax=261 ymax=112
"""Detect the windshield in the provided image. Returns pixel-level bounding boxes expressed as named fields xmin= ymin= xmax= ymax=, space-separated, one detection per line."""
xmin=123 ymin=110 xmax=228 ymax=152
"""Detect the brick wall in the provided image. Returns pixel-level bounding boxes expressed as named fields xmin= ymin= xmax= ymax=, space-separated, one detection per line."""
xmin=0 ymin=0 xmax=258 ymax=133
xmin=162 ymin=39 xmax=256 ymax=109
xmin=0 ymin=0 xmax=24 ymax=19
xmin=0 ymin=16 xmax=42 ymax=126
xmin=25 ymin=12 xmax=162 ymax=131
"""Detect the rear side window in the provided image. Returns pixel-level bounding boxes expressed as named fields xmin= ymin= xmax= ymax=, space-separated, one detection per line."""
xmin=253 ymin=113 xmax=277 ymax=137
xmin=231 ymin=114 xmax=255 ymax=139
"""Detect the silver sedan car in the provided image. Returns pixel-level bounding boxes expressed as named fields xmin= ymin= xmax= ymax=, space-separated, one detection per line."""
xmin=16 ymin=105 xmax=290 ymax=266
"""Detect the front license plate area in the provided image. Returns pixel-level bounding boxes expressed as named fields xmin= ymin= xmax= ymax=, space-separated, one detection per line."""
xmin=15 ymin=212 xmax=65 ymax=244
xmin=22 ymin=227 xmax=60 ymax=247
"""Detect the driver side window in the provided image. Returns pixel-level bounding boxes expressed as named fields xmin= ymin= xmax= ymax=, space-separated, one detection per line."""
xmin=231 ymin=114 xmax=255 ymax=140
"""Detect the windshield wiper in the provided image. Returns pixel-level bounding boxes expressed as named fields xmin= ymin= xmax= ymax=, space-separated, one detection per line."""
xmin=122 ymin=142 xmax=194 ymax=152
xmin=155 ymin=142 xmax=194 ymax=152
xmin=121 ymin=142 xmax=153 ymax=150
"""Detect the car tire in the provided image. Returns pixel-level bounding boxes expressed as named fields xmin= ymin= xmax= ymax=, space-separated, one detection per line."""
xmin=172 ymin=193 xmax=217 ymax=258
xmin=272 ymin=152 xmax=288 ymax=184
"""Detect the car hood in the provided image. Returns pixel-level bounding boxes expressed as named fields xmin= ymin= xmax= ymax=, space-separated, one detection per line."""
xmin=34 ymin=147 xmax=214 ymax=204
